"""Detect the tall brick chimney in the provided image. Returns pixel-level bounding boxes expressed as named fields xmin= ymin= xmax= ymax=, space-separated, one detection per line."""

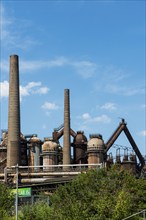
xmin=7 ymin=55 xmax=21 ymax=167
xmin=63 ymin=89 xmax=71 ymax=165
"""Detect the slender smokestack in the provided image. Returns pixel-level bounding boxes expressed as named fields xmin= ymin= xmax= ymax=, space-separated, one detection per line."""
xmin=63 ymin=89 xmax=71 ymax=165
xmin=7 ymin=55 xmax=21 ymax=167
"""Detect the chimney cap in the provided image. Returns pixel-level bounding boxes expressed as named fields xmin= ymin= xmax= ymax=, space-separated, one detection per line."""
xmin=10 ymin=54 xmax=19 ymax=57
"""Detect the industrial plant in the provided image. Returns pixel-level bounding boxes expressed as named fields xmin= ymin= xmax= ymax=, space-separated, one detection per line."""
xmin=0 ymin=55 xmax=145 ymax=190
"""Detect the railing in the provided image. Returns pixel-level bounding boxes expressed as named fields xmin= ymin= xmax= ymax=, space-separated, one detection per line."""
xmin=1 ymin=163 xmax=103 ymax=184
xmin=8 ymin=163 xmax=103 ymax=173
xmin=122 ymin=209 xmax=146 ymax=220
xmin=54 ymin=123 xmax=64 ymax=131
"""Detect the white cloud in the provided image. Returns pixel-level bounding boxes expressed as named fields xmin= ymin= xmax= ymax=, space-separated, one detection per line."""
xmin=93 ymin=114 xmax=111 ymax=123
xmin=0 ymin=80 xmax=49 ymax=100
xmin=81 ymin=113 xmax=111 ymax=124
xmin=34 ymin=87 xmax=49 ymax=94
xmin=71 ymin=61 xmax=97 ymax=79
xmin=106 ymin=84 xmax=145 ymax=96
xmin=0 ymin=60 xmax=9 ymax=73
xmin=25 ymin=82 xmax=41 ymax=89
xmin=138 ymin=130 xmax=146 ymax=137
xmin=0 ymin=53 xmax=134 ymax=86
xmin=0 ymin=57 xmax=98 ymax=79
xmin=78 ymin=113 xmax=111 ymax=134
xmin=1 ymin=4 xmax=38 ymax=50
xmin=0 ymin=81 xmax=9 ymax=98
xmin=20 ymin=82 xmax=49 ymax=98
xmin=101 ymin=102 xmax=117 ymax=111
xmin=0 ymin=5 xmax=11 ymax=27
xmin=82 ymin=113 xmax=91 ymax=120
xmin=93 ymin=64 xmax=145 ymax=97
xmin=41 ymin=102 xmax=59 ymax=110
xmin=0 ymin=5 xmax=13 ymax=43
xmin=47 ymin=57 xmax=68 ymax=67
xmin=102 ymin=65 xmax=128 ymax=83
xmin=20 ymin=86 xmax=29 ymax=97
xmin=20 ymin=57 xmax=68 ymax=72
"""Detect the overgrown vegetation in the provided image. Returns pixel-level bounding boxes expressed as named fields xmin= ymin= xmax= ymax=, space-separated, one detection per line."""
xmin=0 ymin=183 xmax=14 ymax=219
xmin=47 ymin=166 xmax=146 ymax=220
xmin=1 ymin=166 xmax=146 ymax=220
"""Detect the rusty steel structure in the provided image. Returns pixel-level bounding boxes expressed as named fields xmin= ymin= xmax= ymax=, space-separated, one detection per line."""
xmin=105 ymin=119 xmax=145 ymax=171
xmin=0 ymin=55 xmax=145 ymax=186
xmin=72 ymin=131 xmax=87 ymax=164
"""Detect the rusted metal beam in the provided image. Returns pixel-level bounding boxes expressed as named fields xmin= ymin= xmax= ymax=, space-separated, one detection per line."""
xmin=105 ymin=120 xmax=126 ymax=153
xmin=123 ymin=126 xmax=144 ymax=169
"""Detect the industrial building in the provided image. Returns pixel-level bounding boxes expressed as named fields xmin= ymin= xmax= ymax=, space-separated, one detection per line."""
xmin=0 ymin=55 xmax=145 ymax=188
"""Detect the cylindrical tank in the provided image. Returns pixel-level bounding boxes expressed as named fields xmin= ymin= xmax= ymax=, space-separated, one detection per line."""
xmin=42 ymin=139 xmax=58 ymax=171
xmin=107 ymin=152 xmax=113 ymax=165
xmin=123 ymin=148 xmax=128 ymax=162
xmin=116 ymin=148 xmax=121 ymax=164
xmin=87 ymin=134 xmax=105 ymax=167
xmin=29 ymin=136 xmax=41 ymax=171
xmin=7 ymin=55 xmax=21 ymax=167
xmin=20 ymin=134 xmax=28 ymax=166
xmin=73 ymin=131 xmax=87 ymax=164
xmin=57 ymin=146 xmax=63 ymax=165
xmin=121 ymin=150 xmax=137 ymax=173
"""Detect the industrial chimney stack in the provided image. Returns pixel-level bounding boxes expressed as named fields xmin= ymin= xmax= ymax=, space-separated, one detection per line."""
xmin=63 ymin=89 xmax=71 ymax=165
xmin=7 ymin=55 xmax=21 ymax=167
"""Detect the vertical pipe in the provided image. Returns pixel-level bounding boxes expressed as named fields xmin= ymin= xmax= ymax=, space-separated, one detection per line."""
xmin=15 ymin=164 xmax=19 ymax=220
xmin=63 ymin=89 xmax=71 ymax=165
xmin=35 ymin=145 xmax=40 ymax=167
xmin=7 ymin=55 xmax=21 ymax=167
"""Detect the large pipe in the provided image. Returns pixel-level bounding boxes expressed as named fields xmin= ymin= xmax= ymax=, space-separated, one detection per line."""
xmin=63 ymin=89 xmax=71 ymax=165
xmin=7 ymin=55 xmax=21 ymax=167
xmin=8 ymin=172 xmax=82 ymax=177
xmin=20 ymin=177 xmax=75 ymax=184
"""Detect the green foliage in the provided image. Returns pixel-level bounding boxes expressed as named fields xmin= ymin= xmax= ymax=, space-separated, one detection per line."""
xmin=19 ymin=201 xmax=51 ymax=220
xmin=4 ymin=166 xmax=146 ymax=220
xmin=48 ymin=166 xmax=146 ymax=220
xmin=0 ymin=183 xmax=14 ymax=220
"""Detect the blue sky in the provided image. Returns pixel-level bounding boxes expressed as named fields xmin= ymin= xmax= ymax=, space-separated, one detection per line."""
xmin=0 ymin=1 xmax=146 ymax=157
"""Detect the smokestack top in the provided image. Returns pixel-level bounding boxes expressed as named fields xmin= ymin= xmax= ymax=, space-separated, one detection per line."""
xmin=10 ymin=55 xmax=19 ymax=64
xmin=10 ymin=54 xmax=18 ymax=58
xmin=64 ymin=88 xmax=69 ymax=92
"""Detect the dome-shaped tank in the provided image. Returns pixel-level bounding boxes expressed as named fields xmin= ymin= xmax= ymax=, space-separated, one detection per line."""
xmin=87 ymin=134 xmax=105 ymax=166
xmin=42 ymin=140 xmax=58 ymax=152
xmin=42 ymin=139 xmax=58 ymax=170
xmin=73 ymin=131 xmax=87 ymax=164
xmin=29 ymin=136 xmax=41 ymax=143
xmin=74 ymin=131 xmax=87 ymax=144
xmin=87 ymin=134 xmax=105 ymax=150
